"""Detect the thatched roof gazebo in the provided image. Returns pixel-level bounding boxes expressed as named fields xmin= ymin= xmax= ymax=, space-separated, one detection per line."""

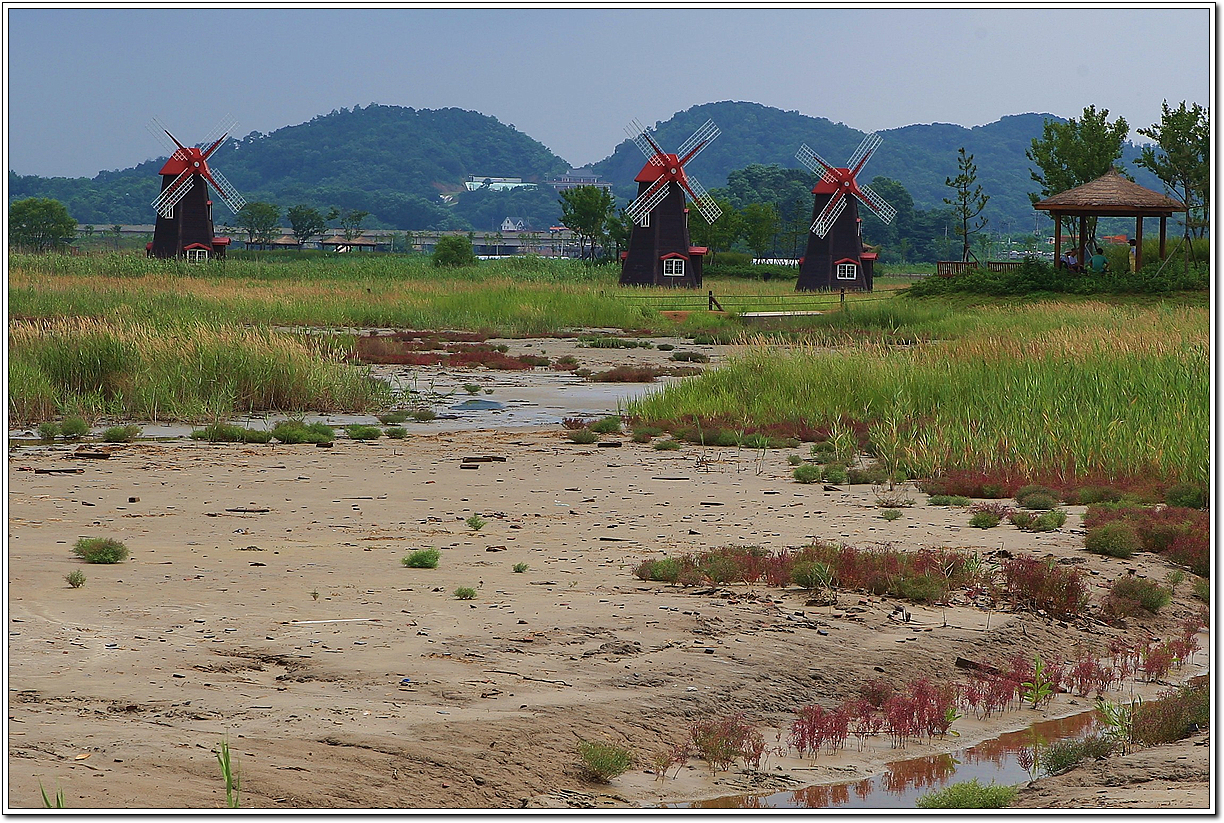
xmin=1034 ymin=168 xmax=1186 ymax=271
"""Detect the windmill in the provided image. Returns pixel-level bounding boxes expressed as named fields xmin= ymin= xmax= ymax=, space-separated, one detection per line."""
xmin=619 ymin=118 xmax=721 ymax=287
xmin=794 ymin=132 xmax=895 ymax=291
xmin=145 ymin=117 xmax=246 ymax=260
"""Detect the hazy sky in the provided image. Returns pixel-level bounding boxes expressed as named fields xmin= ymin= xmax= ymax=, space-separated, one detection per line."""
xmin=4 ymin=5 xmax=1212 ymax=179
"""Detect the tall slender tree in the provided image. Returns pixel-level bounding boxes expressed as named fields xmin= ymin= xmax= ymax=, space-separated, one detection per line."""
xmin=944 ymin=148 xmax=989 ymax=263
xmin=558 ymin=185 xmax=613 ymax=261
xmin=1134 ymin=100 xmax=1209 ymax=240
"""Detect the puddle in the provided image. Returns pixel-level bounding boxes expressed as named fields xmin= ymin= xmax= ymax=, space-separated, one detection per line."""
xmin=686 ymin=710 xmax=1100 ymax=809
xmin=450 ymin=399 xmax=504 ymax=411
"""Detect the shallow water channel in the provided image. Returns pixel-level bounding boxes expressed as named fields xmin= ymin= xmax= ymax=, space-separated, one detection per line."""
xmin=684 ymin=711 xmax=1100 ymax=809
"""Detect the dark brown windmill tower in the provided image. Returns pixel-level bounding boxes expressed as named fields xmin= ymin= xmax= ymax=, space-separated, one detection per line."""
xmin=795 ymin=132 xmax=895 ymax=291
xmin=146 ymin=118 xmax=245 ymax=260
xmin=620 ymin=119 xmax=721 ymax=288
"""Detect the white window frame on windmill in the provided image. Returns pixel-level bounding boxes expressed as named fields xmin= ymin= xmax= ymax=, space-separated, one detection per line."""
xmin=185 ymin=248 xmax=210 ymax=263
xmin=836 ymin=261 xmax=858 ymax=280
xmin=662 ymin=257 xmax=686 ymax=277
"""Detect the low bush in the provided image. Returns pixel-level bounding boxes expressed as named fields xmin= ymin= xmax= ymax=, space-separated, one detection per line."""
xmin=1000 ymin=555 xmax=1088 ymax=619
xmin=345 ymin=424 xmax=382 ymax=440
xmin=101 ymin=425 xmax=141 ymax=443
xmin=378 ymin=411 xmax=410 ymax=425
xmin=65 ymin=570 xmax=86 ymax=588
xmin=689 ymin=714 xmax=766 ymax=772
xmin=928 ymin=494 xmax=972 ymax=507
xmin=410 ymin=407 xmax=436 ymax=422
xmin=465 ymin=514 xmax=486 ymax=531
xmin=454 ymin=586 xmax=477 ymax=600
xmin=1130 ymin=681 xmax=1210 ymax=746
xmin=567 ymin=428 xmax=598 ymax=444
xmin=793 ymin=464 xmax=821 ymax=484
xmin=59 ymin=416 xmax=89 ymax=439
xmin=577 ymin=740 xmax=634 ymax=782
xmin=1082 ymin=505 xmax=1208 ymax=574
xmin=822 ymin=464 xmax=849 ymax=485
xmin=1067 ymin=486 xmax=1123 ymax=505
xmin=191 ymin=423 xmax=271 ymax=443
xmin=1010 ymin=508 xmax=1067 ymax=532
xmin=512 ymin=562 xmax=528 ymax=573
xmin=72 ymin=537 xmax=129 ymax=564
xmin=588 ymin=365 xmax=658 ymax=383
xmin=969 ymin=511 xmax=1001 ymax=529
xmin=271 ymin=420 xmax=334 ymax=444
xmin=670 ymin=351 xmax=710 ymax=363
xmin=881 ymin=509 xmax=902 ymax=521
xmin=1084 ymin=522 xmax=1140 ymax=558
xmin=915 ymin=779 xmax=1017 ymax=809
xmin=1104 ymin=576 xmax=1170 ymax=617
xmin=1193 ymin=578 xmax=1209 ymax=603
xmin=402 ymin=548 xmax=440 ymax=569
xmin=37 ymin=422 xmax=59 ymax=442
xmin=1164 ymin=482 xmax=1207 ymax=509
xmin=653 ymin=439 xmax=681 ymax=451
xmin=1039 ymin=734 xmax=1113 ymax=776
xmin=589 ymin=416 xmax=622 ymax=434
xmin=384 ymin=426 xmax=407 ymax=439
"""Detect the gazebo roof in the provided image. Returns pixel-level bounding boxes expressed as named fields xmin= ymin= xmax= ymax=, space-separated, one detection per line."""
xmin=1034 ymin=168 xmax=1185 ymax=216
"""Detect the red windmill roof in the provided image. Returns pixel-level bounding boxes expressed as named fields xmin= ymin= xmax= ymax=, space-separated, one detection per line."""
xmin=635 ymin=153 xmax=684 ymax=184
xmin=814 ymin=169 xmax=856 ymax=195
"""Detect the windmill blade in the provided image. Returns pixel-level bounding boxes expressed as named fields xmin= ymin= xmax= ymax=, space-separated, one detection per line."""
xmin=795 ymin=144 xmax=838 ymax=184
xmin=150 ymin=169 xmax=195 ymax=216
xmin=847 ymin=132 xmax=883 ymax=175
xmin=146 ymin=118 xmax=189 ymax=163
xmin=678 ymin=174 xmax=722 ymax=224
xmin=625 ymin=119 xmax=665 ymax=166
xmin=198 ymin=115 xmax=238 ymax=151
xmin=676 ymin=119 xmax=719 ymax=166
xmin=854 ymin=181 xmax=897 ymax=224
xmin=811 ymin=192 xmax=848 ymax=238
xmin=201 ymin=166 xmax=247 ymax=214
xmin=624 ymin=178 xmax=670 ymax=225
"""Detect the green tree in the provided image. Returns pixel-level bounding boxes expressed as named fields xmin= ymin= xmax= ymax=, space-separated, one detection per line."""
xmin=1027 ymin=105 xmax=1130 ymax=243
xmin=338 ymin=209 xmax=370 ymax=242
xmin=559 ymin=185 xmax=613 ymax=261
xmin=8 ymin=197 xmax=76 ymax=252
xmin=110 ymin=224 xmax=123 ymax=251
xmin=235 ymin=202 xmax=280 ymax=245
xmin=740 ymin=202 xmax=780 ymax=259
xmin=286 ymin=204 xmax=329 ymax=247
xmin=944 ymin=148 xmax=990 ymax=263
xmin=688 ymin=195 xmax=742 ymax=264
xmin=432 ymin=234 xmax=478 ymax=267
xmin=1134 ymin=100 xmax=1210 ymax=239
xmin=604 ymin=210 xmax=633 ymax=260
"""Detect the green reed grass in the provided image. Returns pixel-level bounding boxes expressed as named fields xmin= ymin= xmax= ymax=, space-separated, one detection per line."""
xmin=9 ymin=317 xmax=388 ymax=424
xmin=628 ymin=302 xmax=1208 ymax=486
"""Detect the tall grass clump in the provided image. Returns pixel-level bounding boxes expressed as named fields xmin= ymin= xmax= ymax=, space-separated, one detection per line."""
xmin=576 ymin=740 xmax=634 ymax=782
xmin=627 ymin=302 xmax=1207 ymax=489
xmin=915 ymin=779 xmax=1016 ymax=809
xmin=8 ymin=317 xmax=389 ymax=425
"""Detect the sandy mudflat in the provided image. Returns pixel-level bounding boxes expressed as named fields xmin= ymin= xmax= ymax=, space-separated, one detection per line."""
xmin=6 ymin=411 xmax=1210 ymax=810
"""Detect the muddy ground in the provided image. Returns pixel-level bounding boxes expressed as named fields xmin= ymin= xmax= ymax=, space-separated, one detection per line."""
xmin=5 ymin=343 xmax=1211 ymax=811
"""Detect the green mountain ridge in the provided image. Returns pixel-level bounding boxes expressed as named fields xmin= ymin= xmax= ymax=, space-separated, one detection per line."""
xmin=9 ymin=100 xmax=1162 ymax=237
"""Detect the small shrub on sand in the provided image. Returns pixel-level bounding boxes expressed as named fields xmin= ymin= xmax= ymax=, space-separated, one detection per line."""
xmin=378 ymin=411 xmax=410 ymax=425
xmin=1015 ymin=485 xmax=1059 ymax=509
xmin=1193 ymin=578 xmax=1209 ymax=603
xmin=410 ymin=407 xmax=437 ymax=422
xmin=568 ymin=428 xmax=597 ymax=444
xmin=590 ymin=416 xmax=622 ymax=434
xmin=101 ymin=425 xmax=141 ymax=442
xmin=1164 ymin=482 xmax=1207 ymax=509
xmin=37 ymin=422 xmax=59 ymax=442
xmin=881 ymin=509 xmax=902 ymax=521
xmin=344 ymin=424 xmax=382 ymax=440
xmin=72 ymin=537 xmax=128 ymax=564
xmin=65 ymin=570 xmax=86 ymax=588
xmin=465 ymin=515 xmax=486 ymax=531
xmin=928 ymin=494 xmax=971 ymax=507
xmin=969 ymin=511 xmax=1001 ymax=529
xmin=915 ymin=779 xmax=1016 ymax=809
xmin=454 ymin=586 xmax=477 ymax=600
xmin=1104 ymin=576 xmax=1171 ymax=617
xmin=384 ymin=426 xmax=407 ymax=439
xmin=512 ymin=562 xmax=528 ymax=573
xmin=1085 ymin=522 xmax=1140 ymax=558
xmin=271 ymin=420 xmax=334 ymax=444
xmin=1130 ymin=681 xmax=1210 ymax=746
xmin=402 ymin=548 xmax=440 ymax=569
xmin=59 ymin=416 xmax=89 ymax=439
xmin=653 ymin=439 xmax=681 ymax=451
xmin=793 ymin=464 xmax=821 ymax=484
xmin=577 ymin=740 xmax=634 ymax=782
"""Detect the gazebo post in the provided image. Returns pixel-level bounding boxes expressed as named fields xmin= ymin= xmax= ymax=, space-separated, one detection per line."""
xmin=1054 ymin=213 xmax=1063 ymax=268
xmin=1159 ymin=216 xmax=1167 ymax=260
xmin=1078 ymin=214 xmax=1086 ymax=267
xmin=1135 ymin=217 xmax=1145 ymax=271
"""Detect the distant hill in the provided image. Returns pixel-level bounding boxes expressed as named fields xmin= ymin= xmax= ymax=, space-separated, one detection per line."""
xmin=10 ymin=100 xmax=1162 ymax=237
xmin=591 ymin=100 xmax=1160 ymax=233
xmin=8 ymin=104 xmax=572 ymax=231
